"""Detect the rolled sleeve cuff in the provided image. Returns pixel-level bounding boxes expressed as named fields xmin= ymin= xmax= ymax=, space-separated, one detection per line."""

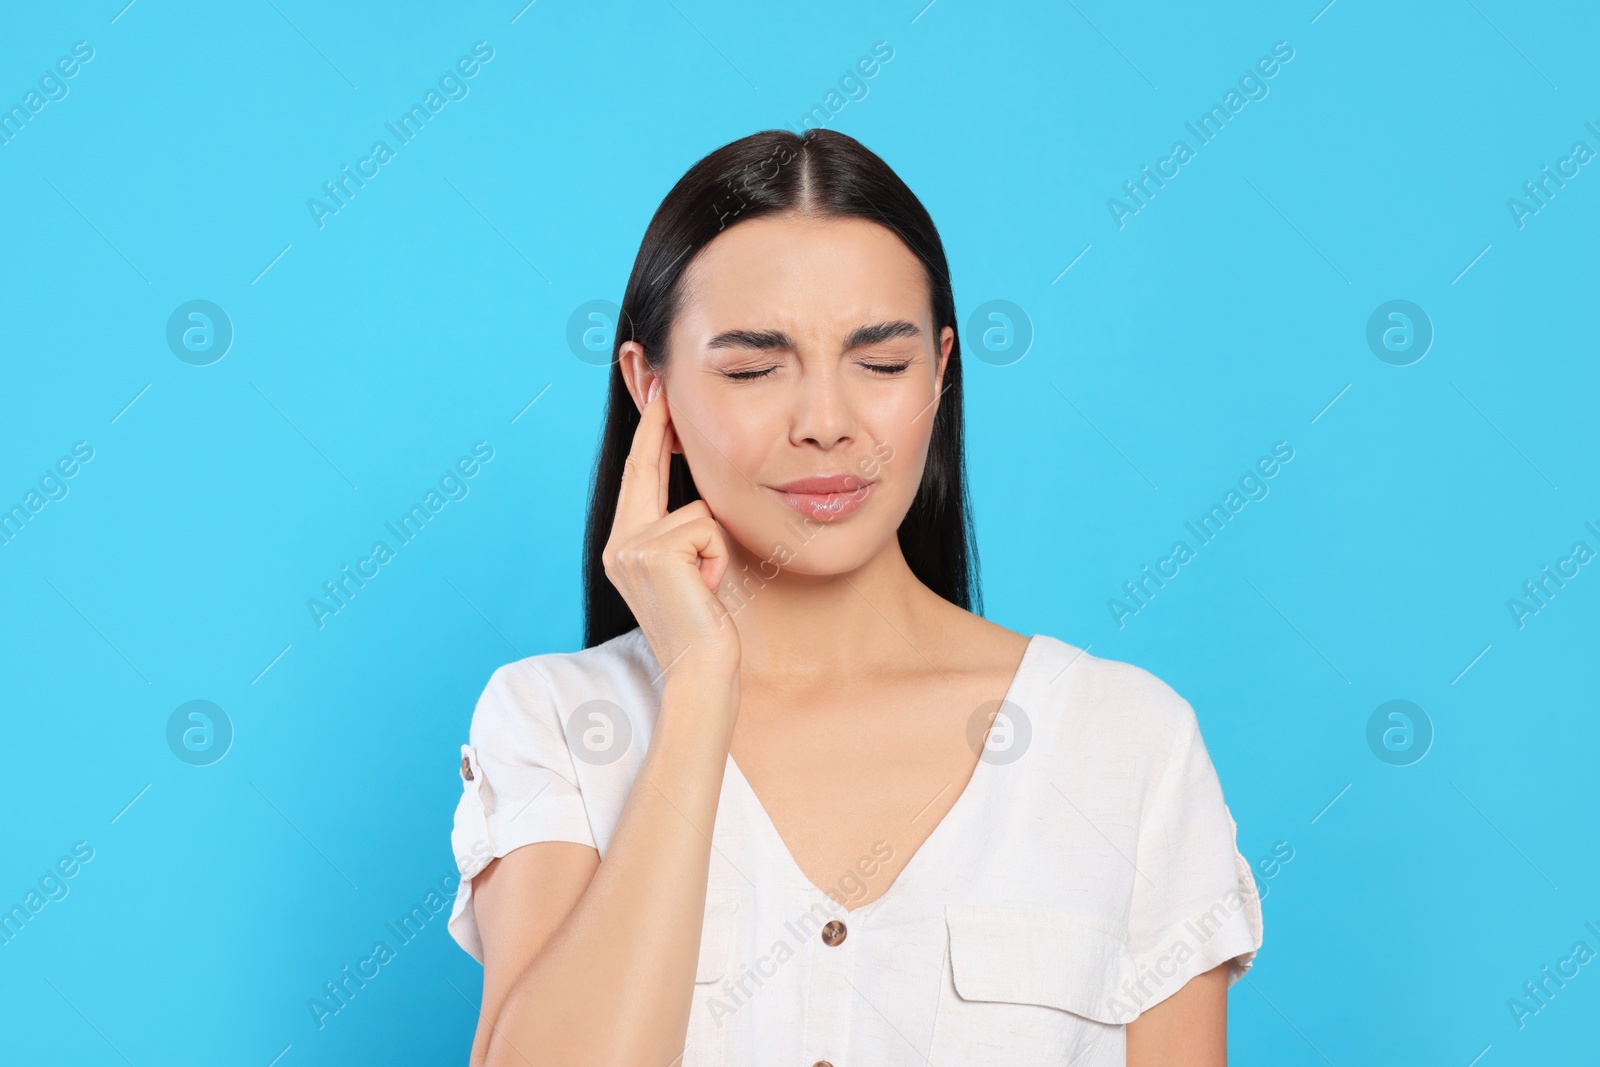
xmin=1115 ymin=843 xmax=1264 ymax=1022
xmin=447 ymin=743 xmax=598 ymax=964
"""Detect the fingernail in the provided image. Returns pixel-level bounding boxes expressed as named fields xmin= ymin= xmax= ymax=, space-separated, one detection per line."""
xmin=647 ymin=378 xmax=661 ymax=403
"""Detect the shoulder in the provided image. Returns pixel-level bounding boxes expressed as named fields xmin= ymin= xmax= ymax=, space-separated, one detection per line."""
xmin=470 ymin=628 xmax=659 ymax=736
xmin=481 ymin=626 xmax=654 ymax=692
xmin=1029 ymin=634 xmax=1201 ymax=765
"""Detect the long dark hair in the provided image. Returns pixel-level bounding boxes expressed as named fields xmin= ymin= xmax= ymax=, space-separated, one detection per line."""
xmin=582 ymin=127 xmax=981 ymax=649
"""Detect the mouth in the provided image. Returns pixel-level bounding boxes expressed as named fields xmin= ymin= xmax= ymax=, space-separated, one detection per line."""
xmin=768 ymin=473 xmax=875 ymax=523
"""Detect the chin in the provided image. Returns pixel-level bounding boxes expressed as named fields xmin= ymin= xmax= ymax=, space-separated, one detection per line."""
xmin=764 ymin=538 xmax=882 ymax=578
xmin=717 ymin=506 xmax=892 ymax=578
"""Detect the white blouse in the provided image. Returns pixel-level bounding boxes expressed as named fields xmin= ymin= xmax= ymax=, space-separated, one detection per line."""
xmin=448 ymin=628 xmax=1263 ymax=1066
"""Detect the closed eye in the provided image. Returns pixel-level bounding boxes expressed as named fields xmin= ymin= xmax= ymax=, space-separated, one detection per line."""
xmin=723 ymin=360 xmax=912 ymax=381
xmin=723 ymin=366 xmax=777 ymax=381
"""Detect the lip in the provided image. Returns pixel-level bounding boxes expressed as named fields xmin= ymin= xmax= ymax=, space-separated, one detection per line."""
xmin=768 ymin=472 xmax=875 ymax=523
xmin=770 ymin=472 xmax=874 ymax=494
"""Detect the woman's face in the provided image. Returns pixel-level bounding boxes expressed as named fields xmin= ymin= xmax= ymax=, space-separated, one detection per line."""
xmin=624 ymin=212 xmax=953 ymax=579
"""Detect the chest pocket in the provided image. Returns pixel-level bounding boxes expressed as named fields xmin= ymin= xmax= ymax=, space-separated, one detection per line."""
xmin=683 ymin=889 xmax=741 ymax=1067
xmin=930 ymin=903 xmax=1132 ymax=1065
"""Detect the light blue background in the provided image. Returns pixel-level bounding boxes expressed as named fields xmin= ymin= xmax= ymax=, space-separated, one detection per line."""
xmin=2 ymin=1 xmax=1596 ymax=1063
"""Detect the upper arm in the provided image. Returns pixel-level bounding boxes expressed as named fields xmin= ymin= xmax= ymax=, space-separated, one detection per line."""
xmin=1125 ymin=962 xmax=1228 ymax=1066
xmin=1121 ymin=683 xmax=1262 ymax=1019
xmin=446 ymin=662 xmax=607 ymax=1064
xmin=468 ymin=841 xmax=601 ymax=1067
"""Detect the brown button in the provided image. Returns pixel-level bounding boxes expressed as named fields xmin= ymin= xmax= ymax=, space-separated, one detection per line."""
xmin=460 ymin=755 xmax=474 ymax=781
xmin=813 ymin=1062 xmax=834 ymax=1067
xmin=821 ymin=920 xmax=847 ymax=946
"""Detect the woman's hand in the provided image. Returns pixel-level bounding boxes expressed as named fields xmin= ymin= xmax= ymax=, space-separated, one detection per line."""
xmin=602 ymin=376 xmax=742 ymax=680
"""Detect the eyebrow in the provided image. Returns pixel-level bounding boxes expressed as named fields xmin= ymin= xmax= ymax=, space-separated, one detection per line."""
xmin=704 ymin=320 xmax=922 ymax=353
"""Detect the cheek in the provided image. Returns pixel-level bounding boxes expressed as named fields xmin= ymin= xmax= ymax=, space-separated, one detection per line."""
xmin=862 ymin=400 xmax=935 ymax=491
xmin=677 ymin=403 xmax=770 ymax=488
xmin=671 ymin=400 xmax=776 ymax=539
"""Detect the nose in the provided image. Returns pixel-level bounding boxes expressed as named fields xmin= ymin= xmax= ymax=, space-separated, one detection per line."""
xmin=788 ymin=363 xmax=856 ymax=450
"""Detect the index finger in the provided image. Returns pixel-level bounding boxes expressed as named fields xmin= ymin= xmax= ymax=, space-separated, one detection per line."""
xmin=614 ymin=376 xmax=672 ymax=533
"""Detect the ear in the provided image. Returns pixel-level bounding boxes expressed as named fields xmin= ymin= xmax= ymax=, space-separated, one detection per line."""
xmin=617 ymin=342 xmax=682 ymax=455
xmin=935 ymin=324 xmax=954 ymax=398
xmin=618 ymin=341 xmax=656 ymax=415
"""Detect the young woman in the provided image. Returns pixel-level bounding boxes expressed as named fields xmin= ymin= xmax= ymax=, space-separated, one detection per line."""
xmin=447 ymin=128 xmax=1262 ymax=1066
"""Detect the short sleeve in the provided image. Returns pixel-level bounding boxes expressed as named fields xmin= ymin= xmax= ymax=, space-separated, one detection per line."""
xmin=1122 ymin=698 xmax=1263 ymax=1017
xmin=447 ymin=661 xmax=599 ymax=964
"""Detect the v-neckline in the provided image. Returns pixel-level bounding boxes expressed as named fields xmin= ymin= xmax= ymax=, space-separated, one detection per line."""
xmin=724 ymin=633 xmax=1042 ymax=922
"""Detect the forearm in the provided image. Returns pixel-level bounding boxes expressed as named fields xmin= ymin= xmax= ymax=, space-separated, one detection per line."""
xmin=484 ymin=666 xmax=739 ymax=1067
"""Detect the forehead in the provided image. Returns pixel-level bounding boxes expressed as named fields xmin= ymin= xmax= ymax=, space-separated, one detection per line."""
xmin=676 ymin=213 xmax=930 ymax=336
